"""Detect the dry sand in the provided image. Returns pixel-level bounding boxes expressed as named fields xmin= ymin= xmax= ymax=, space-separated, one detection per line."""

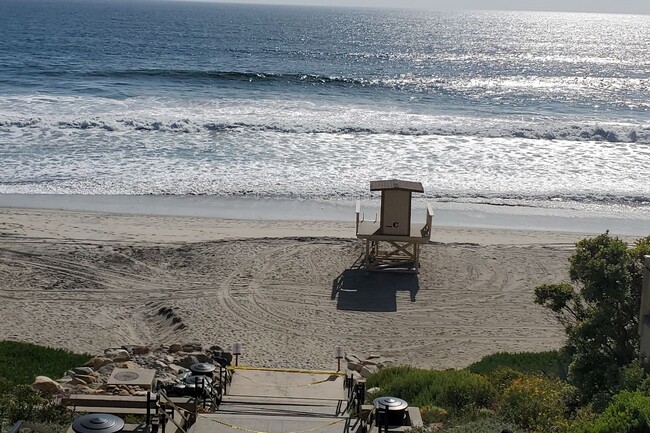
xmin=0 ymin=206 xmax=612 ymax=370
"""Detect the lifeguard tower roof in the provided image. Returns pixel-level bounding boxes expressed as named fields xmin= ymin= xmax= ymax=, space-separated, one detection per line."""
xmin=370 ymin=179 xmax=424 ymax=193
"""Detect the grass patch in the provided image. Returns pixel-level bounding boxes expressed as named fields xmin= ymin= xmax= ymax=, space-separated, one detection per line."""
xmin=467 ymin=350 xmax=569 ymax=379
xmin=366 ymin=366 xmax=496 ymax=416
xmin=0 ymin=340 xmax=91 ymax=386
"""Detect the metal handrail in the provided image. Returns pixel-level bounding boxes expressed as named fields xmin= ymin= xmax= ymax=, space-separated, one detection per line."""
xmin=158 ymin=391 xmax=190 ymax=433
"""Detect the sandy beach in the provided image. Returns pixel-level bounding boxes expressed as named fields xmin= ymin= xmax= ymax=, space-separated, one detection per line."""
xmin=0 ymin=203 xmax=643 ymax=370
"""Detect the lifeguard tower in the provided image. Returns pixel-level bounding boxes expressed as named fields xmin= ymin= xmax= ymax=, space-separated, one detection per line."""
xmin=355 ymin=179 xmax=433 ymax=272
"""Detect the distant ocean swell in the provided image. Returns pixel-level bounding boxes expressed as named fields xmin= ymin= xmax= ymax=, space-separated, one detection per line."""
xmin=6 ymin=69 xmax=650 ymax=110
xmin=1 ymin=116 xmax=647 ymax=144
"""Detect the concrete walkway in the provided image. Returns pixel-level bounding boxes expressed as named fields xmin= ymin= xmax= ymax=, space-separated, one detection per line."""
xmin=190 ymin=368 xmax=354 ymax=433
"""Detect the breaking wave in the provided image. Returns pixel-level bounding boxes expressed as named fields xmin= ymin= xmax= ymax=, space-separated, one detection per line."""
xmin=1 ymin=116 xmax=648 ymax=144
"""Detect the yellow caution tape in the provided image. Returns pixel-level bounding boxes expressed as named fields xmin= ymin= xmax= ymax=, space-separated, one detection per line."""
xmin=197 ymin=414 xmax=346 ymax=433
xmin=227 ymin=366 xmax=345 ymax=376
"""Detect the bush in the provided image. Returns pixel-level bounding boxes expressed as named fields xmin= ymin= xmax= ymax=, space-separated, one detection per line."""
xmin=499 ymin=375 xmax=578 ymax=432
xmin=485 ymin=368 xmax=525 ymax=393
xmin=468 ymin=350 xmax=570 ymax=379
xmin=419 ymin=404 xmax=448 ymax=424
xmin=574 ymin=391 xmax=650 ymax=433
xmin=438 ymin=417 xmax=522 ymax=433
xmin=366 ymin=366 xmax=496 ymax=416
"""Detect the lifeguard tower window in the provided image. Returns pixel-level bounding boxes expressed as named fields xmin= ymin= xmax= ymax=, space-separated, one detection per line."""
xmin=381 ymin=189 xmax=411 ymax=236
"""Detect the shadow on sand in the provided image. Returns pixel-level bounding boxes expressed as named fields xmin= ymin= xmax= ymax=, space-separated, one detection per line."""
xmin=331 ymin=269 xmax=419 ymax=312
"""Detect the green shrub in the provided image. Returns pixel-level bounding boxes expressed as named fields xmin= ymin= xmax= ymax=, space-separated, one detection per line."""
xmin=0 ymin=341 xmax=90 ymax=386
xmin=366 ymin=366 xmax=496 ymax=416
xmin=485 ymin=367 xmax=525 ymax=393
xmin=575 ymin=391 xmax=650 ymax=433
xmin=0 ymin=384 xmax=71 ymax=432
xmin=499 ymin=374 xmax=577 ymax=432
xmin=419 ymin=404 xmax=448 ymax=424
xmin=468 ymin=350 xmax=570 ymax=379
xmin=438 ymin=417 xmax=522 ymax=433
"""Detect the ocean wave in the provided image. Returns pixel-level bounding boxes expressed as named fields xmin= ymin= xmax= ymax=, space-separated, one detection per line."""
xmin=74 ymin=69 xmax=369 ymax=87
xmin=1 ymin=178 xmax=648 ymax=208
xmin=1 ymin=116 xmax=648 ymax=144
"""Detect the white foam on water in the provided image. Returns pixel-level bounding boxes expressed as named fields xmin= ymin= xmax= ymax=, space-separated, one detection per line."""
xmin=0 ymin=94 xmax=649 ymax=212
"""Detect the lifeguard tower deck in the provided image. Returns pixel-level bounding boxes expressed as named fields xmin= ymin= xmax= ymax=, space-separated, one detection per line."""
xmin=356 ymin=180 xmax=433 ymax=273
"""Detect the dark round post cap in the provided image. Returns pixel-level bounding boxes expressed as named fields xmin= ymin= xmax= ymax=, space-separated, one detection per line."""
xmin=72 ymin=414 xmax=125 ymax=433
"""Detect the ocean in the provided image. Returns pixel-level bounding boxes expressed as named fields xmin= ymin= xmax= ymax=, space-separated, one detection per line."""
xmin=1 ymin=0 xmax=649 ymax=214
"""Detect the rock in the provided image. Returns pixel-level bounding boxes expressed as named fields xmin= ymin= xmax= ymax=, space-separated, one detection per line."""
xmin=184 ymin=352 xmax=211 ymax=363
xmin=85 ymin=356 xmax=113 ymax=369
xmin=76 ymin=385 xmax=103 ymax=395
xmin=182 ymin=343 xmax=202 ymax=352
xmin=345 ymin=354 xmax=362 ymax=363
xmin=132 ymin=345 xmax=150 ymax=355
xmin=105 ymin=349 xmax=130 ymax=362
xmin=116 ymin=361 xmax=140 ymax=369
xmin=180 ymin=355 xmax=199 ymax=365
xmin=33 ymin=376 xmax=64 ymax=395
xmin=377 ymin=360 xmax=395 ymax=369
xmin=57 ymin=376 xmax=74 ymax=384
xmin=73 ymin=367 xmax=94 ymax=376
xmin=133 ymin=390 xmax=149 ymax=396
xmin=118 ymin=389 xmax=130 ymax=396
xmin=70 ymin=376 xmax=89 ymax=386
xmin=169 ymin=344 xmax=183 ymax=353
xmin=97 ymin=364 xmax=116 ymax=376
xmin=361 ymin=360 xmax=378 ymax=366
xmin=360 ymin=365 xmax=378 ymax=378
xmin=167 ymin=364 xmax=187 ymax=374
xmin=75 ymin=374 xmax=96 ymax=384
xmin=367 ymin=387 xmax=381 ymax=394
xmin=347 ymin=362 xmax=363 ymax=372
xmin=367 ymin=354 xmax=381 ymax=360
xmin=211 ymin=351 xmax=233 ymax=366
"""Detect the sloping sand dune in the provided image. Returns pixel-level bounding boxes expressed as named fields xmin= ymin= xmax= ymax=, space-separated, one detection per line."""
xmin=0 ymin=208 xmax=577 ymax=369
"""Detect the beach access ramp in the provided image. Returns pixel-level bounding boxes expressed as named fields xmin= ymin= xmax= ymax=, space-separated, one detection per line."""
xmin=189 ymin=367 xmax=352 ymax=433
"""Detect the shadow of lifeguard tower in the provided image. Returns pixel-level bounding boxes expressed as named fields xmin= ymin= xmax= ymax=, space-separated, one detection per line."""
xmin=355 ymin=179 xmax=433 ymax=273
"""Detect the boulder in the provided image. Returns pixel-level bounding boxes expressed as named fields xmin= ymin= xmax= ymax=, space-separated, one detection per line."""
xmin=345 ymin=353 xmax=362 ymax=363
xmin=85 ymin=356 xmax=113 ymax=369
xmin=367 ymin=354 xmax=381 ymax=360
xmin=73 ymin=367 xmax=94 ymax=376
xmin=347 ymin=362 xmax=363 ymax=372
xmin=75 ymin=374 xmax=97 ymax=384
xmin=377 ymin=360 xmax=395 ymax=369
xmin=360 ymin=365 xmax=378 ymax=378
xmin=132 ymin=345 xmax=150 ymax=355
xmin=105 ymin=349 xmax=130 ymax=362
xmin=33 ymin=376 xmax=64 ymax=395
xmin=97 ymin=364 xmax=116 ymax=376
xmin=182 ymin=343 xmax=202 ymax=352
xmin=116 ymin=361 xmax=140 ymax=369
xmin=169 ymin=344 xmax=183 ymax=353
xmin=367 ymin=387 xmax=381 ymax=394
